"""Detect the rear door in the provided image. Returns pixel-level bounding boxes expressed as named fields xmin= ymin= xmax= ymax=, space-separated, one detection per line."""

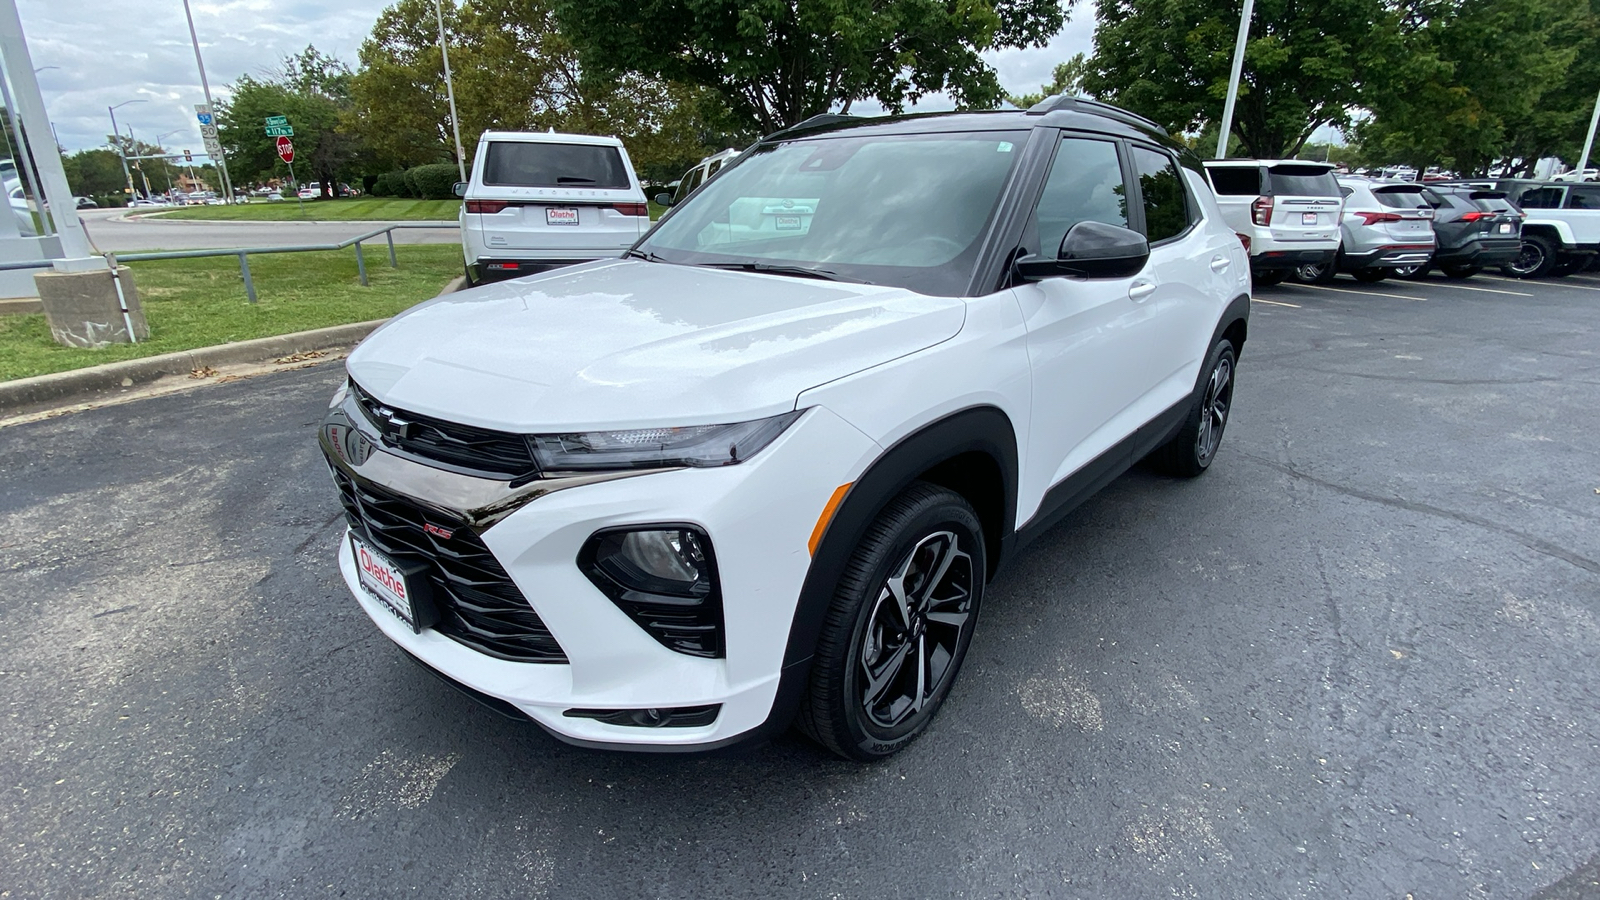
xmin=467 ymin=140 xmax=648 ymax=252
xmin=1202 ymin=164 xmax=1262 ymax=235
xmin=1561 ymin=185 xmax=1600 ymax=243
xmin=1264 ymin=163 xmax=1342 ymax=242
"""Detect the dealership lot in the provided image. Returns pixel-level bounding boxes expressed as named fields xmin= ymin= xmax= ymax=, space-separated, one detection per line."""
xmin=2 ymin=273 xmax=1598 ymax=898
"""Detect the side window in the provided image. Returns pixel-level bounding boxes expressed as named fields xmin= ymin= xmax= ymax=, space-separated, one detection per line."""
xmin=1132 ymin=146 xmax=1192 ymax=242
xmin=707 ymin=160 xmax=722 ymax=177
xmin=674 ymin=166 xmax=703 ymax=205
xmin=1518 ymin=187 xmax=1564 ymax=209
xmin=1207 ymin=166 xmax=1261 ymax=195
xmin=1565 ymin=186 xmax=1600 ymax=209
xmin=1032 ymin=137 xmax=1128 ymax=256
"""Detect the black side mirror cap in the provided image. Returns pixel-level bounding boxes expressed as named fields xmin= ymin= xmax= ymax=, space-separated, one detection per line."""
xmin=653 ymin=193 xmax=674 ymax=207
xmin=1015 ymin=220 xmax=1151 ymax=280
xmin=453 ymin=181 xmax=468 ymax=198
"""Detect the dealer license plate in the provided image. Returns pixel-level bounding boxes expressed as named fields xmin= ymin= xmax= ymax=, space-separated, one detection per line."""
xmin=1301 ymin=212 xmax=1318 ymax=225
xmin=351 ymin=534 xmax=416 ymax=628
xmin=545 ymin=207 xmax=579 ymax=226
xmin=1498 ymin=223 xmax=1513 ymax=233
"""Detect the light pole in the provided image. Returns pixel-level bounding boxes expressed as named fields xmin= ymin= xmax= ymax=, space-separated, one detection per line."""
xmin=182 ymin=0 xmax=235 ymax=202
xmin=1576 ymin=87 xmax=1600 ymax=181
xmin=1215 ymin=0 xmax=1255 ymax=159
xmin=108 ymin=99 xmax=145 ymax=200
xmin=157 ymin=129 xmax=183 ymax=195
xmin=434 ymin=0 xmax=467 ymax=182
xmin=0 ymin=63 xmax=56 ymax=232
xmin=126 ymin=124 xmax=152 ymax=197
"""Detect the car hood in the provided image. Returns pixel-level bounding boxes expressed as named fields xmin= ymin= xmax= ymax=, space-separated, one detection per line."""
xmin=346 ymin=259 xmax=966 ymax=432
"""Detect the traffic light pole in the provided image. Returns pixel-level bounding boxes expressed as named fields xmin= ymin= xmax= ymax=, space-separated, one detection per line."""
xmin=183 ymin=0 xmax=235 ymax=202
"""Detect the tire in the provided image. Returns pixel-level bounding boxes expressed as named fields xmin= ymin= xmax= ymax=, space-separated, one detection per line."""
xmin=1351 ymin=268 xmax=1388 ymax=283
xmin=1503 ymin=235 xmax=1557 ymax=278
xmin=1440 ymin=263 xmax=1481 ymax=279
xmin=1392 ymin=263 xmax=1431 ymax=280
xmin=1148 ymin=338 xmax=1237 ymax=478
xmin=797 ymin=483 xmax=985 ymax=761
xmin=1550 ymin=256 xmax=1583 ymax=277
xmin=462 ymin=263 xmax=479 ymax=288
xmin=1252 ymin=269 xmax=1287 ymax=287
xmin=1294 ymin=261 xmax=1336 ymax=284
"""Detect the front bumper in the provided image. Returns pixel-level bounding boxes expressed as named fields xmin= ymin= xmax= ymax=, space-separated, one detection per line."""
xmin=322 ymin=393 xmax=880 ymax=749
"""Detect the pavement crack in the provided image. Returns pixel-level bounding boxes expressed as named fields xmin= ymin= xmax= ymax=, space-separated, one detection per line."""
xmin=1276 ymin=365 xmax=1569 ymax=386
xmin=293 ymin=510 xmax=348 ymax=556
xmin=1238 ymin=452 xmax=1600 ymax=578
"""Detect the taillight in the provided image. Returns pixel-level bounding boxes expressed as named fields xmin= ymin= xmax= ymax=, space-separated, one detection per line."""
xmin=611 ymin=202 xmax=649 ymax=217
xmin=465 ymin=199 xmax=509 ymax=214
xmin=1250 ymin=196 xmax=1274 ymax=226
xmin=1235 ymin=233 xmax=1251 ymax=253
xmin=1459 ymin=211 xmax=1487 ymax=222
xmin=1354 ymin=211 xmax=1403 ymax=225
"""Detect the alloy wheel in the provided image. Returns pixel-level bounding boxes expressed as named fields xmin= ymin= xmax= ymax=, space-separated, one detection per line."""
xmin=859 ymin=531 xmax=974 ymax=730
xmin=1508 ymin=242 xmax=1545 ymax=277
xmin=1295 ymin=262 xmax=1329 ymax=283
xmin=1195 ymin=356 xmax=1233 ymax=464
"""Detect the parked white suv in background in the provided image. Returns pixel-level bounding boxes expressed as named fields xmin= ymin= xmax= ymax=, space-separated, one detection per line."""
xmin=458 ymin=131 xmax=651 ymax=284
xmin=1202 ymin=159 xmax=1343 ymax=285
xmin=323 ymin=97 xmax=1252 ymax=760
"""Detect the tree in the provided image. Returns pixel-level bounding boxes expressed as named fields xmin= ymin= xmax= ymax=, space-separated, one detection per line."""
xmin=1007 ymin=52 xmax=1090 ymax=108
xmin=1353 ymin=0 xmax=1586 ymax=176
xmin=217 ymin=46 xmax=361 ymax=196
xmin=61 ymin=148 xmax=129 ymax=198
xmin=554 ymin=0 xmax=1077 ymax=134
xmin=1083 ymin=0 xmax=1403 ymax=158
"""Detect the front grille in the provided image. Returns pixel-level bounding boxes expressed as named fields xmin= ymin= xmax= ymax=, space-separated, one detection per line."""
xmin=350 ymin=381 xmax=537 ymax=479
xmin=333 ymin=468 xmax=566 ymax=663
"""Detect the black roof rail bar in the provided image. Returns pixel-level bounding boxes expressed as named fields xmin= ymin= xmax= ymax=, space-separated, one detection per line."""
xmin=763 ymin=113 xmax=859 ymax=141
xmin=1026 ymin=93 xmax=1168 ymax=136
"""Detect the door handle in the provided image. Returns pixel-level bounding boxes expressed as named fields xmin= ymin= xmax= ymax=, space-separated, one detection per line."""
xmin=1210 ymin=255 xmax=1230 ymax=273
xmin=1129 ymin=280 xmax=1157 ymax=302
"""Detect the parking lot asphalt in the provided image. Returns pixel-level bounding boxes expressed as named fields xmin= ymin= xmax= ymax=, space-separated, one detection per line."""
xmin=2 ymin=270 xmax=1598 ymax=899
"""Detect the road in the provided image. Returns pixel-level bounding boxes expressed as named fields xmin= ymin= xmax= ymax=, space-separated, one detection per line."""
xmin=73 ymin=208 xmax=460 ymax=253
xmin=3 ymin=270 xmax=1599 ymax=898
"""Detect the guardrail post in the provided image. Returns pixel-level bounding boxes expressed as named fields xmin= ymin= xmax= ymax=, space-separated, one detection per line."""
xmin=385 ymin=229 xmax=398 ymax=268
xmin=354 ymin=241 xmax=368 ymax=286
xmin=238 ymin=252 xmax=257 ymax=303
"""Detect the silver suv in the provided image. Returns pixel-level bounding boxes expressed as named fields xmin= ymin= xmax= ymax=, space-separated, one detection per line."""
xmin=1297 ymin=178 xmax=1435 ymax=283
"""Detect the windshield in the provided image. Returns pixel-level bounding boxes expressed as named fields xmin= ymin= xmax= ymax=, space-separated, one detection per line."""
xmin=637 ymin=130 xmax=1029 ymax=295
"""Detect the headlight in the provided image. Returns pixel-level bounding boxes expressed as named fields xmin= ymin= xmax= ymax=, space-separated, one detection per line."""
xmin=528 ymin=410 xmax=802 ymax=472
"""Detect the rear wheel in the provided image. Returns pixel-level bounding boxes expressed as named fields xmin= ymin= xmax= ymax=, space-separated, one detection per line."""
xmin=1351 ymin=268 xmax=1388 ymax=283
xmin=1440 ymin=263 xmax=1481 ymax=279
xmin=1252 ymin=269 xmax=1287 ymax=287
xmin=1550 ymin=256 xmax=1584 ymax=277
xmin=797 ymin=484 xmax=984 ymax=761
xmin=1504 ymin=235 xmax=1557 ymax=278
xmin=1392 ymin=263 xmax=1430 ymax=280
xmin=1295 ymin=261 xmax=1336 ymax=284
xmin=1148 ymin=338 xmax=1236 ymax=478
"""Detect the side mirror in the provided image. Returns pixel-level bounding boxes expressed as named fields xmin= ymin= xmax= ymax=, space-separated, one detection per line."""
xmin=1015 ymin=220 xmax=1151 ymax=280
xmin=452 ymin=181 xmax=468 ymax=198
xmin=653 ymin=192 xmax=674 ymax=207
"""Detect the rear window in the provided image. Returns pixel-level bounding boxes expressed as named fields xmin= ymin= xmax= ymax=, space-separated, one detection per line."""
xmin=481 ymin=142 xmax=630 ymax=189
xmin=1469 ymin=191 xmax=1516 ymax=213
xmin=1207 ymin=166 xmax=1263 ymax=196
xmin=1374 ymin=186 xmax=1429 ymax=209
xmin=1268 ymin=165 xmax=1339 ymax=196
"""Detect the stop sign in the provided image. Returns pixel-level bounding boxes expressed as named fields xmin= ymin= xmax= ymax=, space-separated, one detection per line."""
xmin=276 ymin=136 xmax=294 ymax=163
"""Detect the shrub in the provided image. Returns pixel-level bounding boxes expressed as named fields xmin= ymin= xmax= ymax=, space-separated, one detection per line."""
xmin=372 ymin=170 xmax=408 ymax=197
xmin=408 ymin=163 xmax=460 ymax=200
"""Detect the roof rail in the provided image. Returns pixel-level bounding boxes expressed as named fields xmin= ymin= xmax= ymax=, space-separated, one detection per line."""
xmin=763 ymin=113 xmax=859 ymax=140
xmin=1027 ymin=93 xmax=1168 ymax=136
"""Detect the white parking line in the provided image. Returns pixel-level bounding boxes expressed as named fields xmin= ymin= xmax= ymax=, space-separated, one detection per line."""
xmin=1282 ymin=283 xmax=1428 ymax=301
xmin=1251 ymin=297 xmax=1302 ymax=308
xmin=1408 ymin=281 xmax=1532 ymax=297
xmin=1484 ymin=274 xmax=1600 ymax=293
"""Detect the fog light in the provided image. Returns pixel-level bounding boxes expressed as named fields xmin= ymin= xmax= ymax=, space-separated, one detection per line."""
xmin=580 ymin=525 xmax=723 ymax=657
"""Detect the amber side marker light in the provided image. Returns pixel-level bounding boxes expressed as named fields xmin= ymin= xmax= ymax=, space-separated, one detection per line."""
xmin=808 ymin=483 xmax=853 ymax=556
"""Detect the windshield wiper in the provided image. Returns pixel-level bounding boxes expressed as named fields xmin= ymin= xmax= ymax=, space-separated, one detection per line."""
xmin=625 ymin=249 xmax=667 ymax=262
xmin=697 ymin=261 xmax=861 ymax=283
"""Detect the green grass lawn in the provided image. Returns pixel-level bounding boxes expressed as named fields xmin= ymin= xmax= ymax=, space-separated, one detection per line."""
xmin=149 ymin=198 xmax=462 ymax=222
xmin=0 ymin=244 xmax=463 ymax=382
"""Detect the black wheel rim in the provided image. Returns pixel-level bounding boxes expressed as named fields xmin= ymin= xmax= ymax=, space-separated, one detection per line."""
xmin=1510 ymin=242 xmax=1543 ymax=275
xmin=1196 ymin=356 xmax=1233 ymax=463
xmin=859 ymin=531 xmax=974 ymax=730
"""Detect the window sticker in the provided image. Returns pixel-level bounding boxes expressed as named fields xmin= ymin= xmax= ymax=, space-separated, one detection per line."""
xmin=997 ymin=141 xmax=1015 ymax=153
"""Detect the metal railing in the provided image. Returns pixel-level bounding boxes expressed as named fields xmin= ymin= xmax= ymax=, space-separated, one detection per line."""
xmin=114 ymin=222 xmax=459 ymax=303
xmin=0 ymin=221 xmax=459 ymax=304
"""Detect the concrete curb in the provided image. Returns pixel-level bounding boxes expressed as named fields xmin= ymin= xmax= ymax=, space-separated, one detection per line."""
xmin=129 ymin=212 xmax=459 ymax=227
xmin=0 ymin=298 xmax=42 ymax=316
xmin=0 ymin=274 xmax=467 ymax=416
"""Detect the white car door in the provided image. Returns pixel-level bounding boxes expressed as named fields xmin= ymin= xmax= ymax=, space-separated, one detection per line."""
xmin=1009 ymin=134 xmax=1157 ymax=522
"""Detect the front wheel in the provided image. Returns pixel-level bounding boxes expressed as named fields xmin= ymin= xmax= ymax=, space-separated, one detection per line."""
xmin=1148 ymin=338 xmax=1237 ymax=478
xmin=797 ymin=484 xmax=985 ymax=761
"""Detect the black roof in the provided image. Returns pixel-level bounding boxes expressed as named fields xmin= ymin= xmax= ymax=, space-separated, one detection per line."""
xmin=761 ymin=95 xmax=1176 ymax=148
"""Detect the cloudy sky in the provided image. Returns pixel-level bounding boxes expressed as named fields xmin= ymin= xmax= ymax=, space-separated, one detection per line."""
xmin=18 ymin=0 xmax=1096 ymax=156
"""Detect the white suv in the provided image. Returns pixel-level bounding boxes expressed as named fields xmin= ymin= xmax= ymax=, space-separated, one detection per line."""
xmin=1202 ymin=159 xmax=1343 ymax=284
xmin=457 ymin=131 xmax=650 ymax=284
xmin=323 ymin=97 xmax=1252 ymax=759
